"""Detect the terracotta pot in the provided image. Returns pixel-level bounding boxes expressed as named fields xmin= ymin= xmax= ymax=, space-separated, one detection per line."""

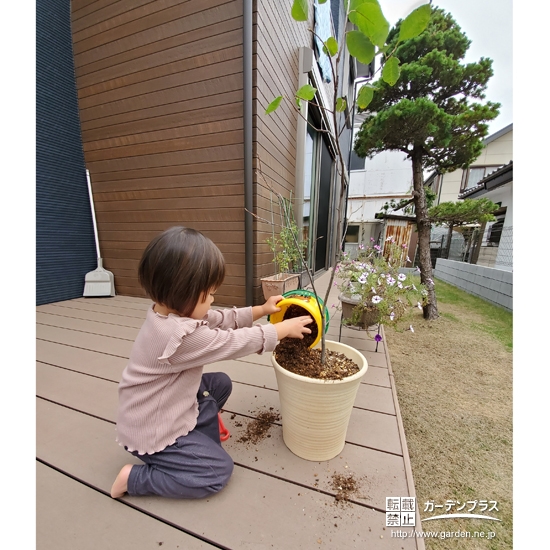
xmin=261 ymin=273 xmax=300 ymax=300
xmin=272 ymin=340 xmax=368 ymax=461
xmin=339 ymin=293 xmax=380 ymax=328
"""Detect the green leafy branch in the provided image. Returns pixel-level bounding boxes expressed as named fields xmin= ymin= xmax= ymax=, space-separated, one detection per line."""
xmin=263 ymin=0 xmax=432 ymax=361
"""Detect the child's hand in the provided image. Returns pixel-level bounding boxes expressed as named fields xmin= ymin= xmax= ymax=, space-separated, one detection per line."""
xmin=262 ymin=295 xmax=284 ymax=316
xmin=275 ymin=316 xmax=313 ymax=340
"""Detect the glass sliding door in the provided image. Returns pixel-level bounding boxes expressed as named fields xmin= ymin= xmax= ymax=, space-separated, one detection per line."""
xmin=302 ymin=112 xmax=334 ymax=274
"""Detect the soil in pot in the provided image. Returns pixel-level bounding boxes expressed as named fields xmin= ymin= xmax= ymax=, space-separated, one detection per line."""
xmin=274 ymin=304 xmax=360 ymax=380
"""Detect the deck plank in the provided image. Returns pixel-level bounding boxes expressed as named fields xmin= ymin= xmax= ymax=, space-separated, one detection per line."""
xmin=36 ymin=324 xmax=134 ymax=357
xmin=37 ymin=399 xmax=417 ymax=549
xmin=38 ymin=300 xmax=149 ymax=319
xmin=36 ymin=303 xmax=146 ymax=328
xmin=37 ymin=361 xmax=402 ymax=455
xmin=36 ymin=287 xmax=423 ymax=549
xmin=37 ymin=462 xmax=216 ymax=550
xmin=37 ymin=311 xmax=140 ymax=340
xmin=37 ymin=340 xmax=127 ymax=379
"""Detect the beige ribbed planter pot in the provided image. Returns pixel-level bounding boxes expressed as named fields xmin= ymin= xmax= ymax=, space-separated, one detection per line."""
xmin=272 ymin=340 xmax=368 ymax=461
xmin=261 ymin=273 xmax=300 ymax=300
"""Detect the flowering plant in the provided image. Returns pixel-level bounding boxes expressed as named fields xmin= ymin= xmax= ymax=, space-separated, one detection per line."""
xmin=336 ymin=237 xmax=428 ymax=332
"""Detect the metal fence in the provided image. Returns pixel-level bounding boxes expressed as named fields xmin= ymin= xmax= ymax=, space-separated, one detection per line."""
xmin=429 ymin=225 xmax=513 ymax=270
xmin=476 ymin=224 xmax=513 ymax=270
xmin=344 ymin=225 xmax=513 ymax=271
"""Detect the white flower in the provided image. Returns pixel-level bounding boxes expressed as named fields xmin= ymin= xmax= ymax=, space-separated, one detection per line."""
xmin=372 ymin=295 xmax=383 ymax=304
xmin=398 ymin=273 xmax=406 ymax=281
xmin=409 ymin=325 xmax=415 ymax=333
xmin=387 ymin=276 xmax=396 ymax=286
xmin=390 ymin=311 xmax=395 ymax=321
xmin=358 ymin=274 xmax=367 ymax=284
xmin=371 ymin=287 xmax=377 ymax=294
xmin=397 ymin=282 xmax=403 ymax=289
xmin=417 ymin=302 xmax=422 ymax=309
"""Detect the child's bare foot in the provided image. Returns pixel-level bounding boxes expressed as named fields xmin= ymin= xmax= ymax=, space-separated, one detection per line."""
xmin=111 ymin=464 xmax=133 ymax=498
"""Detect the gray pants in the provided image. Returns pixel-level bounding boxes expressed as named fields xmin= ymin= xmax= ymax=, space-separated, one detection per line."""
xmin=127 ymin=372 xmax=234 ymax=499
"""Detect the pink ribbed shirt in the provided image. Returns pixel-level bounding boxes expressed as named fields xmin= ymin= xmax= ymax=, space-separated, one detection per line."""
xmin=116 ymin=305 xmax=279 ymax=455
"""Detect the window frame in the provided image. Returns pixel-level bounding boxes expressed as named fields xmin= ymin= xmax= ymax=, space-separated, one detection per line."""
xmin=460 ymin=165 xmax=503 ymax=191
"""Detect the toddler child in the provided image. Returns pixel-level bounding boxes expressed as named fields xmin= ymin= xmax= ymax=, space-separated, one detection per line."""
xmin=111 ymin=226 xmax=312 ymax=499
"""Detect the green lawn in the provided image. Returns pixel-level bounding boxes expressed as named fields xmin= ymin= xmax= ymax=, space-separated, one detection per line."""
xmin=385 ymin=277 xmax=513 ymax=549
xmin=435 ymin=279 xmax=513 ymax=350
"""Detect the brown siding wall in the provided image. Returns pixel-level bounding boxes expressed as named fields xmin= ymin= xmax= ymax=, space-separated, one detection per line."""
xmin=71 ymin=0 xmax=246 ymax=306
xmin=71 ymin=0 xmax=335 ymax=307
xmin=253 ymin=0 xmax=312 ymax=303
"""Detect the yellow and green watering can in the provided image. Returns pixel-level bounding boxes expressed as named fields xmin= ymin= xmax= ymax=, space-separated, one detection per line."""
xmin=268 ymin=289 xmax=330 ymax=348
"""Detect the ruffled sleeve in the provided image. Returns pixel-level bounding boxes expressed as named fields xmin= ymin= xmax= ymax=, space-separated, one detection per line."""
xmin=158 ymin=318 xmax=206 ymax=364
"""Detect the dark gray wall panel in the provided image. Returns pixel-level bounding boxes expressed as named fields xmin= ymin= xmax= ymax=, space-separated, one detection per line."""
xmin=36 ymin=0 xmax=97 ymax=305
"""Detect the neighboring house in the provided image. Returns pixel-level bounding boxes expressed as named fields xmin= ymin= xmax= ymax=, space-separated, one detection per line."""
xmin=36 ymin=0 xmax=355 ymax=307
xmin=427 ymin=123 xmax=513 ymax=205
xmin=345 ymin=113 xmax=415 ymax=258
xmin=424 ymin=123 xmax=513 ymax=271
xmin=458 ymin=161 xmax=513 ymax=271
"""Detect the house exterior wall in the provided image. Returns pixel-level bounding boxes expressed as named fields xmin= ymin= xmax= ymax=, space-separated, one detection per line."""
xmin=476 ymin=180 xmax=513 ymax=271
xmin=348 ymin=150 xmax=412 ymax=223
xmin=254 ymin=0 xmax=311 ymax=301
xmin=37 ymin=0 xmax=98 ymax=305
xmin=255 ymin=0 xmax=350 ymax=300
xmin=344 ymin=150 xmax=412 ymax=251
xmin=71 ymin=0 xmax=248 ymax=306
xmin=436 ymin=127 xmax=513 ymax=204
xmin=70 ymin=0 xmax=347 ymax=306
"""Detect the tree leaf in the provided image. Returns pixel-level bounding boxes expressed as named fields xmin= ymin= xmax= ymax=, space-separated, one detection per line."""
xmin=398 ymin=3 xmax=431 ymax=42
xmin=349 ymin=0 xmax=389 ymax=48
xmin=265 ymin=96 xmax=283 ymax=115
xmin=324 ymin=36 xmax=338 ymax=57
xmin=346 ymin=31 xmax=375 ymax=65
xmin=291 ymin=0 xmax=308 ymax=21
xmin=336 ymin=97 xmax=347 ymax=112
xmin=382 ymin=56 xmax=401 ymax=85
xmin=357 ymin=85 xmax=375 ymax=109
xmin=296 ymin=84 xmax=317 ymax=101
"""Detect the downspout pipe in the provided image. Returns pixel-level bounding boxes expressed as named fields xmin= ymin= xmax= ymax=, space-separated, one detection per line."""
xmin=294 ymin=47 xmax=313 ymax=248
xmin=244 ymin=0 xmax=253 ymax=306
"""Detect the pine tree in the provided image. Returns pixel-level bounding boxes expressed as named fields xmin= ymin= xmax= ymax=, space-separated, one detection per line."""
xmin=353 ymin=6 xmax=500 ymax=319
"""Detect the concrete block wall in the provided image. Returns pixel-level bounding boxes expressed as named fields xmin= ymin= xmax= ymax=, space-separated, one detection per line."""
xmin=434 ymin=259 xmax=513 ymax=311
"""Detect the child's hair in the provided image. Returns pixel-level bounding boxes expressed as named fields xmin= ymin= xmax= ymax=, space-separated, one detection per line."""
xmin=138 ymin=226 xmax=225 ymax=316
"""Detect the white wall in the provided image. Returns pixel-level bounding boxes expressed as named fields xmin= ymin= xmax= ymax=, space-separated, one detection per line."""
xmin=348 ymin=150 xmax=412 ymax=223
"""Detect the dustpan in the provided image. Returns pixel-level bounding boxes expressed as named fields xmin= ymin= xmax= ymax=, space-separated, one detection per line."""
xmin=83 ymin=169 xmax=116 ymax=297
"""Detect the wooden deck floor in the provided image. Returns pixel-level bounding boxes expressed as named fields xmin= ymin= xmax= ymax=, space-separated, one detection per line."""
xmin=36 ymin=273 xmax=423 ymax=549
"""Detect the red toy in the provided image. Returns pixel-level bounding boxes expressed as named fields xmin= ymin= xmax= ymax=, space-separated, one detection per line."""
xmin=218 ymin=412 xmax=230 ymax=441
